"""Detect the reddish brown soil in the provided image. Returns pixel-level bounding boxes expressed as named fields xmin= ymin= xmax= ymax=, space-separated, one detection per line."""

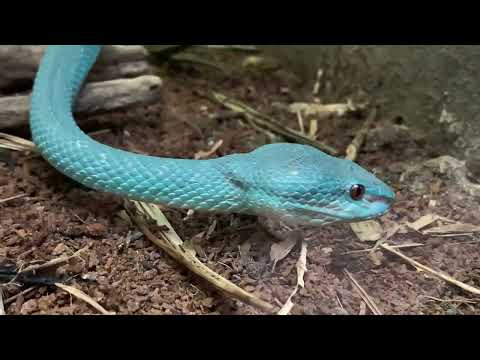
xmin=1 ymin=54 xmax=479 ymax=315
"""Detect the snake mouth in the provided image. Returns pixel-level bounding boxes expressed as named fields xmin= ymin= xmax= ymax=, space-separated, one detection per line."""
xmin=289 ymin=195 xmax=395 ymax=226
xmin=288 ymin=206 xmax=352 ymax=226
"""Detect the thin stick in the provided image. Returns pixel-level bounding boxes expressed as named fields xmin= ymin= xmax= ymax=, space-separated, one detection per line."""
xmin=0 ymin=132 xmax=36 ymax=152
xmin=345 ymin=107 xmax=377 ymax=161
xmin=380 ymin=243 xmax=480 ymax=296
xmin=342 ymin=242 xmax=425 ymax=255
xmin=344 ymin=269 xmax=383 ymax=315
xmin=297 ymin=110 xmax=305 ymax=135
xmin=88 ymin=129 xmax=112 ymax=137
xmin=423 ymin=295 xmax=478 ymax=305
xmin=0 ymin=288 xmax=5 ymax=315
xmin=0 ymin=193 xmax=27 ymax=204
xmin=3 ymin=286 xmax=37 ymax=305
xmin=19 ymin=247 xmax=87 ymax=275
xmin=370 ymin=223 xmax=401 ymax=254
xmin=336 ymin=294 xmax=347 ymax=314
xmin=55 ymin=283 xmax=115 ymax=315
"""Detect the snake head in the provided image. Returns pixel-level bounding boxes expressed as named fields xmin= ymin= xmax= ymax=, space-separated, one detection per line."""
xmin=231 ymin=144 xmax=395 ymax=226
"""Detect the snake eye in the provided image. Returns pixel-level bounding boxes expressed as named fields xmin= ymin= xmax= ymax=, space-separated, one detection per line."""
xmin=350 ymin=184 xmax=365 ymax=201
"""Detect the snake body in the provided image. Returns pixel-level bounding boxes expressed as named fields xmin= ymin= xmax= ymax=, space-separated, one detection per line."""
xmin=30 ymin=45 xmax=395 ymax=226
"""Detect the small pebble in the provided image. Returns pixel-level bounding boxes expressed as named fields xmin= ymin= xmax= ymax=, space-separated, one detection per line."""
xmin=86 ymin=223 xmax=107 ymax=237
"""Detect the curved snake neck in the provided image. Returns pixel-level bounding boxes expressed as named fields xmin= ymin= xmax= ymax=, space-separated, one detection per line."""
xmin=29 ymin=45 xmax=395 ymax=226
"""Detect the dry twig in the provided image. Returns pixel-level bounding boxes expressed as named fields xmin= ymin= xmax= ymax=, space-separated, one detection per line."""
xmin=0 ymin=288 xmax=5 ymax=315
xmin=19 ymin=247 xmax=87 ymax=275
xmin=344 ymin=269 xmax=382 ymax=315
xmin=345 ymin=107 xmax=377 ymax=161
xmin=0 ymin=193 xmax=27 ymax=204
xmin=3 ymin=286 xmax=37 ymax=306
xmin=380 ymin=243 xmax=480 ymax=296
xmin=55 ymin=283 xmax=115 ymax=315
xmin=342 ymin=242 xmax=424 ymax=255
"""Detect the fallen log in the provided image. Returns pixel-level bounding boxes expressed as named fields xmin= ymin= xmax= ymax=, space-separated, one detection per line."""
xmin=0 ymin=75 xmax=163 ymax=129
xmin=0 ymin=45 xmax=153 ymax=91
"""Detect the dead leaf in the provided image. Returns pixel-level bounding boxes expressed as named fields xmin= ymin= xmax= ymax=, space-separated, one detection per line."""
xmin=270 ymin=236 xmax=298 ymax=271
xmin=296 ymin=242 xmax=308 ymax=289
xmin=407 ymin=214 xmax=441 ymax=232
xmin=278 ymin=241 xmax=308 ymax=315
xmin=350 ymin=221 xmax=384 ymax=242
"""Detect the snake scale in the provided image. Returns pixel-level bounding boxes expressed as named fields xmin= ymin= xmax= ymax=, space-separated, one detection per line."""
xmin=29 ymin=45 xmax=395 ymax=227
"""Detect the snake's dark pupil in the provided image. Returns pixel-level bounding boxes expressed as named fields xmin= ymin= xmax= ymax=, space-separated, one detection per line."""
xmin=350 ymin=184 xmax=365 ymax=201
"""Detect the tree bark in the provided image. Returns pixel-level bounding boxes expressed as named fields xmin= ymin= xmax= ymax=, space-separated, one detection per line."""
xmin=0 ymin=45 xmax=153 ymax=91
xmin=0 ymin=75 xmax=163 ymax=129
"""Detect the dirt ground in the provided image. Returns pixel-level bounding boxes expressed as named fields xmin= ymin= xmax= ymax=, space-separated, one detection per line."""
xmin=1 ymin=51 xmax=479 ymax=315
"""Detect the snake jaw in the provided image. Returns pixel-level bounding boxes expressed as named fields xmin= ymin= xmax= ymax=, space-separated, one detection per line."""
xmin=259 ymin=181 xmax=395 ymax=227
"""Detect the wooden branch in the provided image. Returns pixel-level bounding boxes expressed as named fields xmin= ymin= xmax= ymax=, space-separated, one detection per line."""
xmin=88 ymin=61 xmax=153 ymax=83
xmin=0 ymin=45 xmax=153 ymax=90
xmin=0 ymin=75 xmax=163 ymax=129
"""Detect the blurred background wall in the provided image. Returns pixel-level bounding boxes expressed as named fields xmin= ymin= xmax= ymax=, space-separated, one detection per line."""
xmin=258 ymin=45 xmax=480 ymax=164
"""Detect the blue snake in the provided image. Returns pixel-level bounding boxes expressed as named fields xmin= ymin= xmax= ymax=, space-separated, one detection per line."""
xmin=29 ymin=45 xmax=395 ymax=227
